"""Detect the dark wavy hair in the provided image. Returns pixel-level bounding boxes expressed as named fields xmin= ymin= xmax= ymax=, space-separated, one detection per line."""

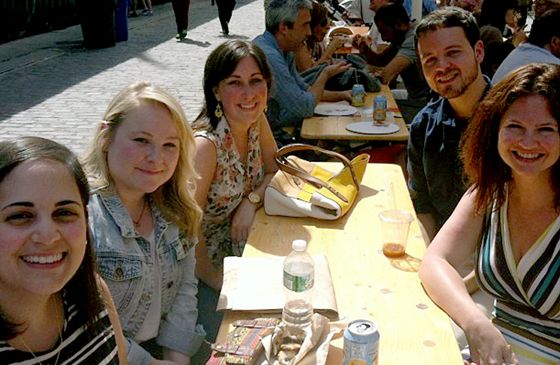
xmin=0 ymin=136 xmax=104 ymax=340
xmin=192 ymin=40 xmax=272 ymax=131
xmin=461 ymin=63 xmax=560 ymax=213
xmin=415 ymin=6 xmax=481 ymax=48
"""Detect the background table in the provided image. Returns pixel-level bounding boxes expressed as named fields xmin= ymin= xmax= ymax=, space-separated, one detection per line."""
xmin=215 ymin=163 xmax=463 ymax=365
xmin=301 ymin=85 xmax=409 ymax=142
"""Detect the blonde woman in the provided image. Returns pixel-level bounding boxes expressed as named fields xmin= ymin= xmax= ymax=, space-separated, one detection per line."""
xmin=83 ymin=81 xmax=204 ymax=365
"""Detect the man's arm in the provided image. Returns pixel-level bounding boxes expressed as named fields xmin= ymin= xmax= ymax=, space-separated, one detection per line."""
xmin=254 ymin=37 xmax=317 ymax=126
xmin=354 ymin=35 xmax=399 ymax=66
xmin=407 ymin=114 xmax=438 ymax=242
xmin=379 ymin=55 xmax=412 ymax=86
xmin=308 ymin=62 xmax=352 ymax=102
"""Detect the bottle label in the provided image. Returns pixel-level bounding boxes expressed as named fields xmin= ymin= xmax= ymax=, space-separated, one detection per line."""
xmin=283 ymin=270 xmax=314 ymax=292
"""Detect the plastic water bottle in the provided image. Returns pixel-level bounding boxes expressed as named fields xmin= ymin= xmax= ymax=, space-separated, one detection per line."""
xmin=282 ymin=239 xmax=315 ymax=329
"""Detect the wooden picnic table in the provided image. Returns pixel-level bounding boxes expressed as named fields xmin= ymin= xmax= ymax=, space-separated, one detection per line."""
xmin=301 ymin=85 xmax=409 ymax=142
xmin=214 ymin=163 xmax=463 ymax=365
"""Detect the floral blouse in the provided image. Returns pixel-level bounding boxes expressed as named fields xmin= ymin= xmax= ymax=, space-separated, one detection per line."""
xmin=194 ymin=117 xmax=265 ymax=267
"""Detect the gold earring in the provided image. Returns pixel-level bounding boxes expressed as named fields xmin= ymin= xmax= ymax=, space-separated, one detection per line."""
xmin=264 ymin=104 xmax=268 ymax=113
xmin=214 ymin=102 xmax=223 ymax=118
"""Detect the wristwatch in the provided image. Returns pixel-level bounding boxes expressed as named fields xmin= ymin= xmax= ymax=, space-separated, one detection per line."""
xmin=247 ymin=191 xmax=262 ymax=206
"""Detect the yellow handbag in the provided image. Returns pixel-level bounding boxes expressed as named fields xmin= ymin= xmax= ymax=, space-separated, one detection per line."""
xmin=264 ymin=144 xmax=369 ymax=220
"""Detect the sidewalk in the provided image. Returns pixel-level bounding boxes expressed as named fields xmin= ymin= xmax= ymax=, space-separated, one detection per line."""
xmin=0 ymin=0 xmax=264 ymax=154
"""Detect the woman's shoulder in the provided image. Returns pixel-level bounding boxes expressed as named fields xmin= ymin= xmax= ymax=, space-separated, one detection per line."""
xmin=195 ymin=128 xmax=221 ymax=150
xmin=62 ymin=299 xmax=118 ymax=364
xmin=88 ymin=189 xmax=127 ymax=225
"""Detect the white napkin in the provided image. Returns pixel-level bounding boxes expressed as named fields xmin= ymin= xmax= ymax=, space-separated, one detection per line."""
xmin=259 ymin=314 xmax=346 ymax=365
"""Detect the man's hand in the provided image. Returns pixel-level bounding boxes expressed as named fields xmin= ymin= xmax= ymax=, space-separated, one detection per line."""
xmin=511 ymin=27 xmax=528 ymax=47
xmin=323 ymin=61 xmax=351 ymax=78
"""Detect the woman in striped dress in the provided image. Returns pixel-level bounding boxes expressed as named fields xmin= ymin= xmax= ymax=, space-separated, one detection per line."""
xmin=0 ymin=137 xmax=128 ymax=364
xmin=419 ymin=63 xmax=560 ymax=365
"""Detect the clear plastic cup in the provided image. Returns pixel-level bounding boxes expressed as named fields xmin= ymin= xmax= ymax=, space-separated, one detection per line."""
xmin=378 ymin=209 xmax=414 ymax=258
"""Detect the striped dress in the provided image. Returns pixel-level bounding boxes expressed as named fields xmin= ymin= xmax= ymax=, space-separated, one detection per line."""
xmin=0 ymin=295 xmax=119 ymax=364
xmin=476 ymin=198 xmax=560 ymax=364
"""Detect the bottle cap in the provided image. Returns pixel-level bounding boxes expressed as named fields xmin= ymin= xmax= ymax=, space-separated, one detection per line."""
xmin=292 ymin=239 xmax=307 ymax=251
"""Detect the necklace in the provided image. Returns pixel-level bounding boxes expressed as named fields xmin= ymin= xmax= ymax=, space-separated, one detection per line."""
xmin=18 ymin=296 xmax=63 ymax=365
xmin=133 ymin=199 xmax=147 ymax=227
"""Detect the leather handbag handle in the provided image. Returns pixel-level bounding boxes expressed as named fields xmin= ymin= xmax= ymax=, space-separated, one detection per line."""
xmin=275 ymin=144 xmax=361 ymax=202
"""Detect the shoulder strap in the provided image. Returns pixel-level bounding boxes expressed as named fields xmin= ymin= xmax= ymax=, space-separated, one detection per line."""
xmin=275 ymin=144 xmax=360 ymax=202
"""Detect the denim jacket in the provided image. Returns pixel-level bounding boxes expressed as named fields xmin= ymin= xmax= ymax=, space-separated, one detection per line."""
xmin=88 ymin=188 xmax=205 ymax=365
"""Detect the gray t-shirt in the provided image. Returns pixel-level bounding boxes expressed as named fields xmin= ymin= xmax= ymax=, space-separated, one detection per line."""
xmin=492 ymin=42 xmax=560 ymax=84
xmin=396 ymin=26 xmax=431 ymax=100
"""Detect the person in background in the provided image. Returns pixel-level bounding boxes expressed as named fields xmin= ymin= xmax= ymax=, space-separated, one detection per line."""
xmin=83 ymin=81 xmax=205 ymax=365
xmin=0 ymin=136 xmax=128 ymax=365
xmin=492 ymin=9 xmax=560 ymax=84
xmin=215 ymin=0 xmax=236 ymax=35
xmin=480 ymin=0 xmax=528 ymax=47
xmin=481 ymin=41 xmax=514 ymax=79
xmin=502 ymin=6 xmax=522 ymax=39
xmin=479 ymin=25 xmax=514 ymax=79
xmin=172 ymin=0 xmax=191 ymax=41
xmin=295 ymin=1 xmax=346 ymax=72
xmin=451 ymin=0 xmax=483 ymax=16
xmin=353 ymin=0 xmax=401 ymax=53
xmin=129 ymin=0 xmax=139 ymax=17
xmin=419 ymin=63 xmax=560 ymax=365
xmin=476 ymin=0 xmax=515 ymax=31
xmin=403 ymin=0 xmax=438 ymax=19
xmin=340 ymin=0 xmax=376 ymax=24
xmin=191 ymin=40 xmax=278 ymax=354
xmin=534 ymin=0 xmax=560 ymax=18
xmin=354 ymin=2 xmax=431 ymax=123
xmin=253 ymin=0 xmax=351 ymax=145
xmin=140 ymin=0 xmax=153 ymax=15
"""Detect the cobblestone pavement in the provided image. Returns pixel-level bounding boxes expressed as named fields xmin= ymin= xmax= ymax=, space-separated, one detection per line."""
xmin=0 ymin=0 xmax=264 ymax=154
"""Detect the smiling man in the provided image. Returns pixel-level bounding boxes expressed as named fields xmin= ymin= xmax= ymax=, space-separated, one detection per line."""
xmin=407 ymin=7 xmax=489 ymax=240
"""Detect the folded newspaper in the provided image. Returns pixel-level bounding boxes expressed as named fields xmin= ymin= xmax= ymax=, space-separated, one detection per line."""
xmin=217 ymin=255 xmax=339 ymax=320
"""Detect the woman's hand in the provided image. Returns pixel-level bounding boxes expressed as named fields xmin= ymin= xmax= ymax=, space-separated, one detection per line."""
xmin=230 ymin=198 xmax=257 ymax=244
xmin=464 ymin=318 xmax=518 ymax=365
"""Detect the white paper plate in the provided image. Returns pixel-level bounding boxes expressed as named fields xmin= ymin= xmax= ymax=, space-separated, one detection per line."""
xmin=314 ymin=103 xmax=358 ymax=116
xmin=346 ymin=121 xmax=400 ymax=135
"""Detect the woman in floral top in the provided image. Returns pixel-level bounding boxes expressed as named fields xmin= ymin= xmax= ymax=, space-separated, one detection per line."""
xmin=191 ymin=40 xmax=278 ymax=347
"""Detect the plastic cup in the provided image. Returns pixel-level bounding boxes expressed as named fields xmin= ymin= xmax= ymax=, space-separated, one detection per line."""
xmin=378 ymin=209 xmax=414 ymax=258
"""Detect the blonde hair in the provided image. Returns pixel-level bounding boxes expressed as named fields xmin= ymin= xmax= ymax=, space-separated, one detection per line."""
xmin=82 ymin=81 xmax=201 ymax=236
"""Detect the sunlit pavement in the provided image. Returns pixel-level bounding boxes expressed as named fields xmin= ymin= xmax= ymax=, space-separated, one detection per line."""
xmin=0 ymin=0 xmax=263 ymax=154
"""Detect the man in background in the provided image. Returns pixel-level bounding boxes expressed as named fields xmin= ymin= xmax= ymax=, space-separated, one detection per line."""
xmin=254 ymin=0 xmax=351 ymax=145
xmin=492 ymin=9 xmax=560 ymax=84
xmin=354 ymin=3 xmax=431 ymax=123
